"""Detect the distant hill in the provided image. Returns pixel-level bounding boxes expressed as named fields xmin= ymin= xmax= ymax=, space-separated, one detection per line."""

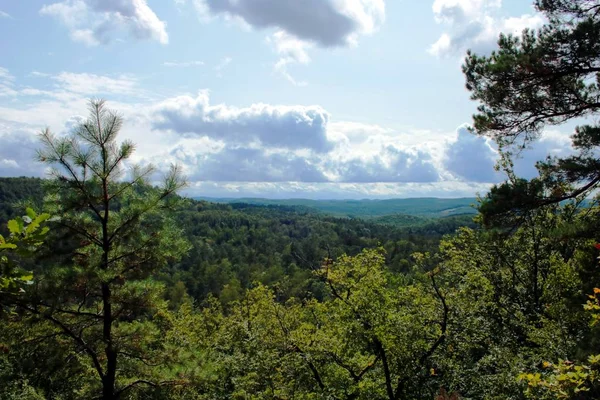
xmin=0 ymin=177 xmax=478 ymax=225
xmin=194 ymin=197 xmax=479 ymax=218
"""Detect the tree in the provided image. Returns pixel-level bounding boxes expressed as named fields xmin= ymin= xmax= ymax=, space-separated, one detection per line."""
xmin=429 ymin=203 xmax=600 ymax=399
xmin=5 ymin=99 xmax=189 ymax=399
xmin=463 ymin=0 xmax=600 ymax=225
xmin=173 ymin=249 xmax=450 ymax=400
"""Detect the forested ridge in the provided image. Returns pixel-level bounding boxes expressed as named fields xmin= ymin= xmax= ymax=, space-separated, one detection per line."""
xmin=0 ymin=177 xmax=476 ymax=303
xmin=3 ymin=1 xmax=600 ymax=399
xmin=195 ymin=197 xmax=478 ymax=219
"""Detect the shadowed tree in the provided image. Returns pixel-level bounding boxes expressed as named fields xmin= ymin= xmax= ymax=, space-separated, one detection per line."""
xmin=463 ymin=0 xmax=600 ymax=226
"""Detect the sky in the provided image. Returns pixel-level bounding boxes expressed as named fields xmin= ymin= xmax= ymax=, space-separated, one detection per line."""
xmin=0 ymin=0 xmax=576 ymax=199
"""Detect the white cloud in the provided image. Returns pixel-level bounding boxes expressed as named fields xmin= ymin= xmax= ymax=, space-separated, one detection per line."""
xmin=444 ymin=125 xmax=500 ymax=182
xmin=443 ymin=125 xmax=576 ymax=182
xmin=0 ymin=71 xmax=146 ymax=131
xmin=0 ymin=68 xmax=15 ymax=84
xmin=152 ymin=91 xmax=334 ymax=152
xmin=429 ymin=0 xmax=545 ymax=57
xmin=186 ymin=0 xmax=385 ymax=83
xmin=328 ymin=145 xmax=441 ymax=183
xmin=40 ymin=0 xmax=168 ymax=45
xmin=70 ymin=28 xmax=100 ymax=46
xmin=0 ymin=159 xmax=19 ymax=169
xmin=512 ymin=130 xmax=574 ymax=179
xmin=0 ymin=69 xmax=141 ymax=100
xmin=0 ymin=10 xmax=12 ymax=19
xmin=163 ymin=61 xmax=205 ymax=67
xmin=0 ymin=120 xmax=45 ymax=177
xmin=191 ymin=0 xmax=384 ymax=47
xmin=268 ymin=30 xmax=312 ymax=86
xmin=169 ymin=145 xmax=328 ymax=182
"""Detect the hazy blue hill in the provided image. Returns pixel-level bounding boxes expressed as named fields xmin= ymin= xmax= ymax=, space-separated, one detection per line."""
xmin=195 ymin=197 xmax=478 ymax=218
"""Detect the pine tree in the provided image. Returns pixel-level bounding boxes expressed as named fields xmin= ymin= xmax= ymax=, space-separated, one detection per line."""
xmin=7 ymin=99 xmax=189 ymax=399
xmin=463 ymin=0 xmax=600 ymax=226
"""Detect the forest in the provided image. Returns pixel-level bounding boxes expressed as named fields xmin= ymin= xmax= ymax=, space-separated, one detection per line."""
xmin=2 ymin=0 xmax=600 ymax=399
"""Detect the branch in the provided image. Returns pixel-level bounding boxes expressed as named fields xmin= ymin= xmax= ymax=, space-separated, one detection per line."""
xmin=373 ymin=337 xmax=395 ymax=400
xmin=417 ymin=273 xmax=449 ymax=367
xmin=17 ymin=303 xmax=105 ymax=380
xmin=107 ymin=187 xmax=177 ymax=245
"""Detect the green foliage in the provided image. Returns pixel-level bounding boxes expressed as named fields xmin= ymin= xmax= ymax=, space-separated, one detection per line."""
xmin=431 ymin=203 xmax=599 ymax=399
xmin=161 ymin=248 xmax=451 ymax=400
xmin=0 ymin=208 xmax=49 ymax=292
xmin=0 ymin=177 xmax=44 ymax=233
xmin=518 ymin=288 xmax=600 ymax=399
xmin=167 ymin=201 xmax=465 ymax=302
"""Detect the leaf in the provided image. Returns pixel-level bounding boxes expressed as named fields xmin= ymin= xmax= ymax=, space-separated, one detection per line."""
xmin=7 ymin=219 xmax=20 ymax=235
xmin=35 ymin=213 xmax=51 ymax=224
xmin=25 ymin=208 xmax=36 ymax=219
xmin=18 ymin=273 xmax=33 ymax=282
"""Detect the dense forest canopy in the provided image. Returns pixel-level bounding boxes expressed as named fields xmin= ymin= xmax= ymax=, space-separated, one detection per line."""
xmin=1 ymin=0 xmax=600 ymax=399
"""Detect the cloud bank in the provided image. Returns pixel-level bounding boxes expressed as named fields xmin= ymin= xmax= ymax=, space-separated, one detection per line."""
xmin=0 ymin=67 xmax=575 ymax=198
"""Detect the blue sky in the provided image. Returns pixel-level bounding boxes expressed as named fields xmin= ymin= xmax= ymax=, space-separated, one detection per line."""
xmin=0 ymin=0 xmax=574 ymax=198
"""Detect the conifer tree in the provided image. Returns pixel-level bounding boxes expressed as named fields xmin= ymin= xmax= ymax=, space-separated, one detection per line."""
xmin=7 ymin=99 xmax=189 ymax=399
xmin=463 ymin=0 xmax=600 ymax=225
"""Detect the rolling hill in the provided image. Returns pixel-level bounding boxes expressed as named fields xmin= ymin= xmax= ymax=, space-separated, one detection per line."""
xmin=194 ymin=197 xmax=479 ymax=218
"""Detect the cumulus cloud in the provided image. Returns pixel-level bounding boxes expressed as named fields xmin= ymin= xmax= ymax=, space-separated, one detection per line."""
xmin=332 ymin=145 xmax=440 ymax=183
xmin=0 ymin=121 xmax=45 ymax=177
xmin=152 ymin=91 xmax=334 ymax=152
xmin=170 ymin=145 xmax=328 ymax=182
xmin=40 ymin=0 xmax=168 ymax=45
xmin=443 ymin=125 xmax=576 ymax=182
xmin=512 ymin=131 xmax=574 ymax=179
xmin=429 ymin=0 xmax=545 ymax=57
xmin=444 ymin=125 xmax=500 ymax=182
xmin=187 ymin=0 xmax=384 ymax=83
xmin=193 ymin=0 xmax=384 ymax=47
